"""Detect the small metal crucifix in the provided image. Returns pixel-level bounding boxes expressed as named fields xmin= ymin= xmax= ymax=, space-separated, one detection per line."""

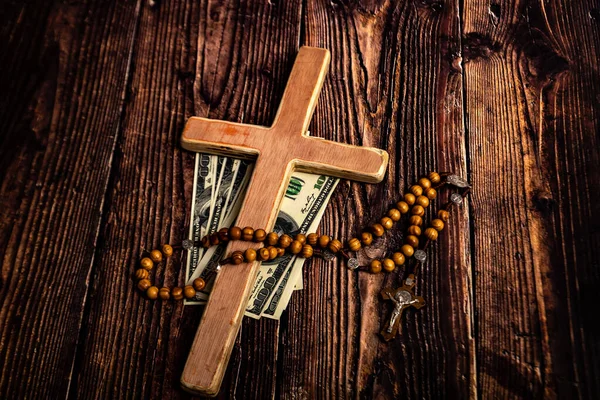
xmin=380 ymin=274 xmax=425 ymax=341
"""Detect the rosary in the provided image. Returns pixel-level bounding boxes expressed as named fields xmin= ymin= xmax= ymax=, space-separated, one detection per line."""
xmin=135 ymin=171 xmax=470 ymax=340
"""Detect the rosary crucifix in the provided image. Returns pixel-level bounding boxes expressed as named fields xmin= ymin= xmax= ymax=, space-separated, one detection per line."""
xmin=380 ymin=274 xmax=425 ymax=341
xmin=179 ymin=47 xmax=389 ymax=396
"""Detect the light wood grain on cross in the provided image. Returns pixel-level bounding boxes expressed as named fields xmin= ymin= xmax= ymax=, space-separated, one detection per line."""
xmin=179 ymin=46 xmax=388 ymax=396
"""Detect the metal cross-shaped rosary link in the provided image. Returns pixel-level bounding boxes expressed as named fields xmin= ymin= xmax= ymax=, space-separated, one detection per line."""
xmin=380 ymin=274 xmax=424 ymax=341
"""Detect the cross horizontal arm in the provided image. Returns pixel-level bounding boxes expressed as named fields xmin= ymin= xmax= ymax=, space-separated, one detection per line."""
xmin=180 ymin=117 xmax=268 ymax=159
xmin=292 ymin=136 xmax=389 ymax=183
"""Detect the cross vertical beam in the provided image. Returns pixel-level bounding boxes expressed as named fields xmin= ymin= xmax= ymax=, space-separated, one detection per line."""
xmin=180 ymin=47 xmax=388 ymax=396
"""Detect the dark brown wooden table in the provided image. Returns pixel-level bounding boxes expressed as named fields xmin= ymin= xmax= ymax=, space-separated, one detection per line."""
xmin=1 ymin=0 xmax=599 ymax=398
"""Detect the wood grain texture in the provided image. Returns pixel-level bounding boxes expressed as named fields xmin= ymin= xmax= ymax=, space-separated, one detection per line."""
xmin=0 ymin=0 xmax=141 ymax=398
xmin=71 ymin=0 xmax=306 ymax=399
xmin=463 ymin=0 xmax=600 ymax=397
xmin=276 ymin=0 xmax=475 ymax=398
xmin=69 ymin=1 xmax=196 ymax=397
xmin=0 ymin=0 xmax=598 ymax=399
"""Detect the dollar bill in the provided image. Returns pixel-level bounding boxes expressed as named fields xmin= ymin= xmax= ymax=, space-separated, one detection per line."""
xmin=185 ymin=154 xmax=338 ymax=316
xmin=259 ymin=178 xmax=336 ymax=319
xmin=186 ymin=154 xmax=215 ymax=281
xmin=189 ymin=166 xmax=251 ymax=300
xmin=185 ymin=154 xmax=252 ymax=304
xmin=245 ymin=174 xmax=338 ymax=319
xmin=262 ymin=258 xmax=298 ymax=319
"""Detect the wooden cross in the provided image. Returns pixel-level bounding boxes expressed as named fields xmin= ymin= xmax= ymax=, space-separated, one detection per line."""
xmin=179 ymin=46 xmax=389 ymax=396
xmin=380 ymin=274 xmax=425 ymax=341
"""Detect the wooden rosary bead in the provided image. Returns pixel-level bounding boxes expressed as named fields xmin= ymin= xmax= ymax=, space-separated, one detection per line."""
xmin=382 ymin=258 xmax=396 ymax=273
xmin=201 ymin=236 xmax=211 ymax=248
xmin=361 ymin=232 xmax=373 ymax=246
xmin=146 ymin=286 xmax=159 ymax=300
xmin=407 ymin=225 xmax=422 ymax=236
xmin=171 ymin=287 xmax=184 ymax=300
xmin=210 ymin=234 xmax=220 ymax=246
xmin=229 ymin=226 xmax=242 ymax=240
xmin=159 ymin=287 xmax=170 ymax=300
xmin=438 ymin=209 xmax=450 ymax=222
xmin=218 ymin=227 xmax=229 ymax=241
xmin=318 ymin=235 xmax=331 ymax=248
xmin=387 ymin=208 xmax=401 ymax=222
xmin=302 ymin=244 xmax=313 ymax=258
xmin=307 ymin=233 xmax=319 ymax=245
xmin=258 ymin=248 xmax=270 ymax=261
xmin=253 ymin=229 xmax=267 ymax=242
xmin=348 ymin=238 xmax=361 ymax=251
xmin=409 ymin=215 xmax=423 ymax=226
xmin=161 ymin=244 xmax=173 ymax=257
xmin=279 ymin=234 xmax=293 ymax=248
xmin=135 ymin=269 xmax=149 ymax=280
xmin=409 ymin=185 xmax=423 ymax=196
xmin=268 ymin=246 xmax=278 ymax=260
xmin=183 ymin=285 xmax=196 ymax=299
xmin=416 ymin=195 xmax=430 ymax=208
xmin=193 ymin=278 xmax=206 ymax=291
xmin=401 ymin=244 xmax=414 ymax=257
xmin=266 ymin=232 xmax=279 ymax=246
xmin=289 ymin=240 xmax=303 ymax=254
xmin=371 ymin=223 xmax=385 ymax=237
xmin=149 ymin=250 xmax=163 ymax=263
xmin=140 ymin=257 xmax=153 ymax=271
xmin=404 ymin=193 xmax=416 ymax=206
xmin=411 ymin=205 xmax=425 ymax=216
xmin=242 ymin=227 xmax=254 ymax=241
xmin=277 ymin=247 xmax=286 ymax=257
xmin=295 ymin=233 xmax=306 ymax=244
xmin=380 ymin=217 xmax=394 ymax=230
xmin=428 ymin=171 xmax=441 ymax=184
xmin=431 ymin=219 xmax=445 ymax=231
xmin=425 ymin=187 xmax=437 ymax=200
xmin=418 ymin=177 xmax=432 ymax=189
xmin=232 ymin=251 xmax=244 ymax=265
xmin=369 ymin=259 xmax=382 ymax=274
xmin=328 ymin=239 xmax=343 ymax=253
xmin=392 ymin=252 xmax=405 ymax=266
xmin=405 ymin=235 xmax=419 ymax=248
xmin=138 ymin=279 xmax=151 ymax=292
xmin=424 ymin=227 xmax=439 ymax=240
xmin=396 ymin=201 xmax=409 ymax=214
xmin=244 ymin=248 xmax=257 ymax=262
xmin=211 ymin=234 xmax=222 ymax=246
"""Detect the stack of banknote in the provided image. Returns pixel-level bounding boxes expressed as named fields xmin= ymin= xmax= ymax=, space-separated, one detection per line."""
xmin=184 ymin=151 xmax=338 ymax=320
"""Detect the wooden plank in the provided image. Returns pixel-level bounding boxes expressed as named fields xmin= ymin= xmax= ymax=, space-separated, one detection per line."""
xmin=0 ymin=0 xmax=141 ymax=398
xmin=71 ymin=0 xmax=305 ymax=398
xmin=2 ymin=0 xmax=596 ymax=398
xmin=462 ymin=0 xmax=600 ymax=397
xmin=69 ymin=1 xmax=200 ymax=397
xmin=277 ymin=0 xmax=475 ymax=398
